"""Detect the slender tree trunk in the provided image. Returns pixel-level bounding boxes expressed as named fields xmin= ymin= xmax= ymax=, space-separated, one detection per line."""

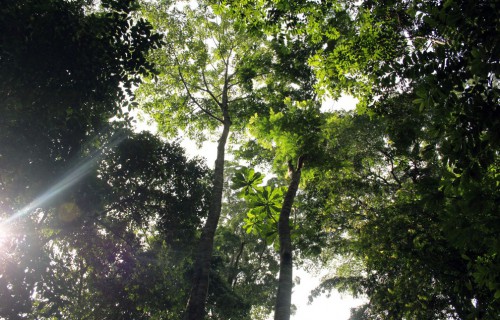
xmin=228 ymin=241 xmax=245 ymax=287
xmin=274 ymin=157 xmax=304 ymax=320
xmin=185 ymin=119 xmax=231 ymax=320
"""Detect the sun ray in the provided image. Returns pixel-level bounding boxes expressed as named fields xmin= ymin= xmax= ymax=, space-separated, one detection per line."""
xmin=0 ymin=134 xmax=126 ymax=228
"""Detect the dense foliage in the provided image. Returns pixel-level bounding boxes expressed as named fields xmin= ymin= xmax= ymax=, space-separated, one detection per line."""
xmin=244 ymin=0 xmax=500 ymax=318
xmin=0 ymin=0 xmax=498 ymax=319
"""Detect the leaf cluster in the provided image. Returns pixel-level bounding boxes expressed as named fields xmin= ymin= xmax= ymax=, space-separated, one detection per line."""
xmin=231 ymin=167 xmax=287 ymax=245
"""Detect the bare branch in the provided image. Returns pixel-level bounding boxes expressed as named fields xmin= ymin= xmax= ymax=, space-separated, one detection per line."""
xmin=379 ymin=149 xmax=403 ymax=186
xmin=201 ymin=69 xmax=222 ymax=107
xmin=175 ymin=59 xmax=224 ymax=123
xmin=407 ymin=35 xmax=447 ymax=46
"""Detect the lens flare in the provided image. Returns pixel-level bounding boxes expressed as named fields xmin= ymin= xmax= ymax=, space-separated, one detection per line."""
xmin=0 ymin=224 xmax=7 ymax=239
xmin=0 ymin=224 xmax=10 ymax=254
xmin=0 ymin=134 xmax=125 ymax=228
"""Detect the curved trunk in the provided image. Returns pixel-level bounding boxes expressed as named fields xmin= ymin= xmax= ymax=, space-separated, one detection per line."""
xmin=184 ymin=119 xmax=231 ymax=320
xmin=274 ymin=159 xmax=303 ymax=320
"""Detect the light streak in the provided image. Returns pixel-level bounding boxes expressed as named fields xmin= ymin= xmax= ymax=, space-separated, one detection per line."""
xmin=0 ymin=134 xmax=125 ymax=227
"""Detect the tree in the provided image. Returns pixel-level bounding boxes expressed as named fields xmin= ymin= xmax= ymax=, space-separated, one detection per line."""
xmin=1 ymin=127 xmax=212 ymax=319
xmin=3 ymin=0 xmax=496 ymax=318
xmin=232 ymin=159 xmax=307 ymax=320
xmin=306 ymin=107 xmax=499 ymax=319
xmin=138 ymin=2 xmax=274 ymax=317
xmin=227 ymin=24 xmax=324 ymax=318
xmin=235 ymin=97 xmax=325 ymax=320
xmin=311 ymin=1 xmax=499 ymax=317
xmin=0 ymin=0 xmax=161 ymax=221
xmin=204 ymin=163 xmax=281 ymax=319
xmin=0 ymin=0 xmax=161 ymax=317
xmin=274 ymin=156 xmax=304 ymax=320
xmin=230 ymin=0 xmax=500 ymax=318
xmin=90 ymin=131 xmax=211 ymax=319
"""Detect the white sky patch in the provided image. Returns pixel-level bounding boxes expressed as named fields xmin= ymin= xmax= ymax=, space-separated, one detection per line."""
xmin=130 ymin=108 xmax=158 ymax=134
xmin=130 ymin=109 xmax=221 ymax=167
xmin=321 ymin=94 xmax=358 ymax=112
xmin=291 ymin=268 xmax=366 ymax=320
xmin=260 ymin=267 xmax=366 ymax=320
xmin=181 ymin=138 xmax=219 ymax=167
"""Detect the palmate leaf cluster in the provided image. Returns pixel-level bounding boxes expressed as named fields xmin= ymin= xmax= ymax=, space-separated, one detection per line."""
xmin=197 ymin=163 xmax=281 ymax=319
xmin=231 ymin=167 xmax=286 ymax=244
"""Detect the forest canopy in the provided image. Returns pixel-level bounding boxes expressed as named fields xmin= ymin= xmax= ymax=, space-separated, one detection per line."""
xmin=0 ymin=0 xmax=498 ymax=319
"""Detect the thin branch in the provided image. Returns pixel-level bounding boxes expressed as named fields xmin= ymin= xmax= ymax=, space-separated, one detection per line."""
xmin=95 ymin=218 xmax=136 ymax=248
xmin=191 ymin=84 xmax=222 ymax=101
xmin=379 ymin=149 xmax=403 ymax=186
xmin=228 ymin=95 xmax=251 ymax=104
xmin=227 ymin=70 xmax=273 ymax=92
xmin=248 ymin=244 xmax=267 ymax=282
xmin=209 ymin=24 xmax=223 ymax=55
xmin=227 ymin=79 xmax=243 ymax=91
xmin=368 ymin=169 xmax=392 ymax=186
xmin=229 ymin=241 xmax=246 ymax=288
xmin=209 ymin=61 xmax=219 ymax=73
xmin=221 ymin=53 xmax=231 ymax=120
xmin=221 ymin=46 xmax=234 ymax=69
xmin=201 ymin=69 xmax=222 ymax=107
xmin=408 ymin=35 xmax=447 ymax=46
xmin=175 ymin=59 xmax=224 ymax=124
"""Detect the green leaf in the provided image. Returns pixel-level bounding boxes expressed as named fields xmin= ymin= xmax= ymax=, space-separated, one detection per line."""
xmin=231 ymin=167 xmax=265 ymax=196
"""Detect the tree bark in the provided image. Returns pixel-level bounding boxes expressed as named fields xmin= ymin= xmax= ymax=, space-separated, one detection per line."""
xmin=184 ymin=119 xmax=231 ymax=320
xmin=274 ymin=157 xmax=304 ymax=320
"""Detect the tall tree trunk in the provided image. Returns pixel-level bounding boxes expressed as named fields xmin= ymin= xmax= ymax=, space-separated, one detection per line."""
xmin=274 ymin=156 xmax=304 ymax=320
xmin=185 ymin=119 xmax=231 ymax=320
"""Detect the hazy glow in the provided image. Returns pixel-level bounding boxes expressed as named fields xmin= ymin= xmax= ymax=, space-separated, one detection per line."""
xmin=0 ymin=224 xmax=8 ymax=242
xmin=0 ymin=134 xmax=125 ymax=228
xmin=0 ymin=224 xmax=12 ymax=257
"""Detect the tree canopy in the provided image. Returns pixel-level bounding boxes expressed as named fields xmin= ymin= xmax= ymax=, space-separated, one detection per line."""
xmin=0 ymin=0 xmax=498 ymax=319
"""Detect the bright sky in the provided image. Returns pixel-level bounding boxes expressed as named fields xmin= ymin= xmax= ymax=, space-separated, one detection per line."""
xmin=291 ymin=268 xmax=365 ymax=320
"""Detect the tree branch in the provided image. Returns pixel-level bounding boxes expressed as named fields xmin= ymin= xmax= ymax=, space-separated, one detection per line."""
xmin=411 ymin=36 xmax=447 ymax=46
xmin=228 ymin=95 xmax=251 ymax=104
xmin=379 ymin=149 xmax=403 ymax=186
xmin=201 ymin=69 xmax=222 ymax=107
xmin=297 ymin=155 xmax=306 ymax=171
xmin=175 ymin=60 xmax=224 ymax=124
